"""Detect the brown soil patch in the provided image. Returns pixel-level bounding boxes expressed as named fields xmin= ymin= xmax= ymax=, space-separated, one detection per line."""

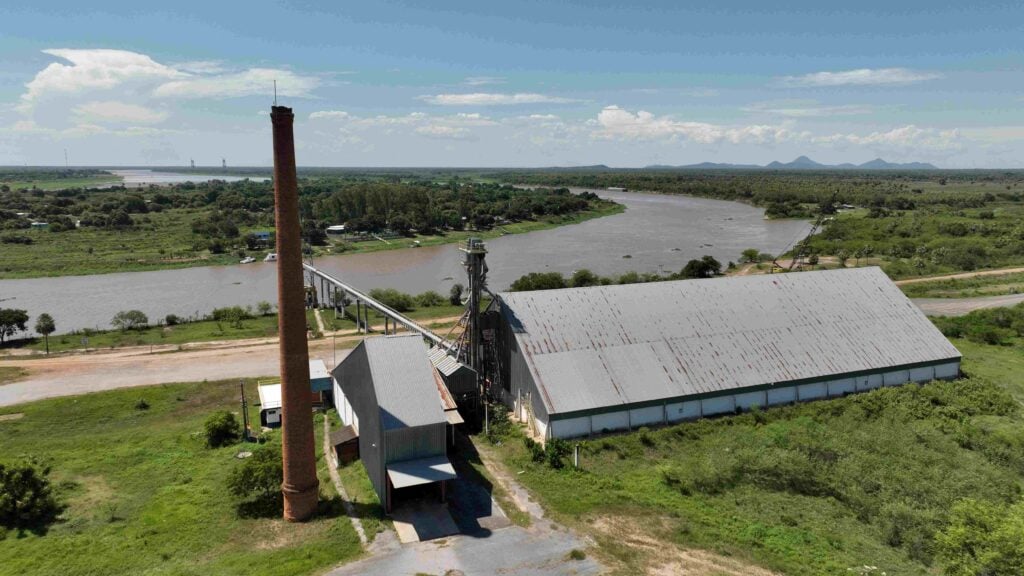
xmin=591 ymin=515 xmax=780 ymax=576
xmin=0 ymin=412 xmax=24 ymax=422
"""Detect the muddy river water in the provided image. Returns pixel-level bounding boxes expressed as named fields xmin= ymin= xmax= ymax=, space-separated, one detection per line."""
xmin=1 ymin=188 xmax=811 ymax=332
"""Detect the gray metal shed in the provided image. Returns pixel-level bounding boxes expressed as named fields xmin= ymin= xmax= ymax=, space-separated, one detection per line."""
xmin=496 ymin=267 xmax=962 ymax=439
xmin=428 ymin=345 xmax=478 ymax=400
xmin=332 ymin=334 xmax=456 ymax=512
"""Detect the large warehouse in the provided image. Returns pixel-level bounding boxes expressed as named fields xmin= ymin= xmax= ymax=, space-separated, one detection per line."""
xmin=494 ymin=266 xmax=961 ymax=440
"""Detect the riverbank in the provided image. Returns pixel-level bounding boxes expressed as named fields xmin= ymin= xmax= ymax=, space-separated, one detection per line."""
xmin=0 ymin=202 xmax=623 ymax=280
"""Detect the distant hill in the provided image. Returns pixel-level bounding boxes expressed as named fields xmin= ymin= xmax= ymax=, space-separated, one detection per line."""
xmin=647 ymin=156 xmax=939 ymax=170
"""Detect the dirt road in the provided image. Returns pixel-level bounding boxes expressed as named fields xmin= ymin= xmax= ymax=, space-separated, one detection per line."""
xmin=912 ymin=294 xmax=1024 ymax=317
xmin=0 ymin=338 xmax=350 ymax=408
xmin=895 ymin=267 xmax=1024 ymax=286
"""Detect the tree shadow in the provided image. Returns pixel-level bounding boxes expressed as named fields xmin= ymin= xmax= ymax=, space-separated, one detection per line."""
xmin=235 ymin=492 xmax=355 ymax=520
xmin=236 ymin=493 xmax=283 ymax=519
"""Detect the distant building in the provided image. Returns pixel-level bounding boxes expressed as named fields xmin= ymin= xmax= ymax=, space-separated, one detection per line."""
xmin=332 ymin=335 xmax=457 ymax=512
xmin=494 ymin=267 xmax=961 ymax=440
xmin=30 ymin=221 xmax=48 ymax=229
xmin=326 ymin=224 xmax=347 ymax=235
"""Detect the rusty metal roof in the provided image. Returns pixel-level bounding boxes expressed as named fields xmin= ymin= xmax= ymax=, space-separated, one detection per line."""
xmin=499 ymin=267 xmax=961 ymax=416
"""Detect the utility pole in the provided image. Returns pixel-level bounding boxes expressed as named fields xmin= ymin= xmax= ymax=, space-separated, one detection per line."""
xmin=240 ymin=380 xmax=251 ymax=442
xmin=64 ymin=149 xmax=68 ymax=169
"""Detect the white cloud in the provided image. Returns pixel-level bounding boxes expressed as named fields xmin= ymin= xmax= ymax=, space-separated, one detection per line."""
xmin=744 ymin=101 xmax=874 ymax=117
xmin=593 ymin=105 xmax=802 ymax=144
xmin=415 ymin=125 xmax=474 ymax=140
xmin=19 ymin=49 xmax=186 ymax=112
xmin=154 ymin=68 xmax=319 ymax=99
xmin=780 ymin=68 xmax=941 ymax=87
xmin=309 ymin=110 xmax=352 ymax=120
xmin=174 ymin=60 xmax=227 ymax=74
xmin=73 ymin=100 xmax=168 ymax=124
xmin=463 ymin=76 xmax=505 ymax=86
xmin=420 ymin=92 xmax=579 ymax=106
xmin=813 ymin=125 xmax=962 ymax=152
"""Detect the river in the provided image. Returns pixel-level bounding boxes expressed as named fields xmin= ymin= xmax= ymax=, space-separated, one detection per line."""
xmin=107 ymin=169 xmax=269 ymax=186
xmin=0 ymin=188 xmax=810 ymax=333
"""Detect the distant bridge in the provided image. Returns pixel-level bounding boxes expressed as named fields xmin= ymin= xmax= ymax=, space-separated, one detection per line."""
xmin=302 ymin=263 xmax=455 ymax=351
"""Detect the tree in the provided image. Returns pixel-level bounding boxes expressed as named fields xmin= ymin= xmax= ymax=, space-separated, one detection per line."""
xmin=449 ymin=283 xmax=464 ymax=306
xmin=111 ymin=310 xmax=149 ymax=331
xmin=741 ymin=248 xmax=760 ymax=263
xmin=227 ymin=444 xmax=283 ymax=500
xmin=0 ymin=458 xmax=62 ymax=533
xmin=0 ymin=308 xmax=29 ymax=344
xmin=679 ymin=255 xmax=722 ymax=279
xmin=204 ymin=410 xmax=241 ymax=448
xmin=836 ymin=249 xmax=850 ymax=267
xmin=510 ymin=272 xmax=567 ymax=292
xmin=256 ymin=301 xmax=274 ymax=316
xmin=34 ymin=313 xmax=55 ymax=355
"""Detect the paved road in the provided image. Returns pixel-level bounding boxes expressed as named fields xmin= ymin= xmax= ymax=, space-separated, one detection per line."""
xmin=913 ymin=293 xmax=1024 ymax=317
xmin=327 ymin=521 xmax=600 ymax=576
xmin=0 ymin=339 xmax=349 ymax=408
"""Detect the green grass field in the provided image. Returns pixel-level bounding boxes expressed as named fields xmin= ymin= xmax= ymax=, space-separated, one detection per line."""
xmin=483 ymin=340 xmax=1024 ymax=576
xmin=0 ymin=379 xmax=362 ymax=576
xmin=0 ymin=174 xmax=122 ymax=191
xmin=0 ymin=208 xmax=245 ymax=279
xmin=20 ymin=315 xmax=282 ymax=354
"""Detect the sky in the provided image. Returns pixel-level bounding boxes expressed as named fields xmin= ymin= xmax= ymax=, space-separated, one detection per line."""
xmin=0 ymin=1 xmax=1022 ymax=168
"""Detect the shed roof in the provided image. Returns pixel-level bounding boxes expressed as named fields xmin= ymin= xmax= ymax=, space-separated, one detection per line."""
xmin=428 ymin=345 xmax=472 ymax=377
xmin=362 ymin=335 xmax=447 ymax=430
xmin=257 ymin=384 xmax=281 ymax=410
xmin=309 ymin=359 xmax=330 ymax=381
xmin=499 ymin=267 xmax=961 ymax=417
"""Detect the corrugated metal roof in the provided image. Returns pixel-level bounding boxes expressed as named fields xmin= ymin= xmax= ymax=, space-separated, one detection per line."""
xmin=363 ymin=334 xmax=447 ymax=430
xmin=428 ymin=345 xmax=467 ymax=377
xmin=499 ymin=267 xmax=961 ymax=416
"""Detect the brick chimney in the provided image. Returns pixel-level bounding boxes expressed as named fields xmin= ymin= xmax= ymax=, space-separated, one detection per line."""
xmin=270 ymin=105 xmax=319 ymax=521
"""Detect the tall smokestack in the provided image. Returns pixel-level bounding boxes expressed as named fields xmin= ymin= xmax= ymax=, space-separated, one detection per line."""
xmin=270 ymin=106 xmax=319 ymax=522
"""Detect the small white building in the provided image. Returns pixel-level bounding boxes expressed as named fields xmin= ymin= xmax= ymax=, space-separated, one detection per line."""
xmin=257 ymin=383 xmax=282 ymax=428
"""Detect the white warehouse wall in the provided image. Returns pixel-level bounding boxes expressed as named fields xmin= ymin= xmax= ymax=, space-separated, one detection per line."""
xmin=544 ymin=361 xmax=962 ymax=439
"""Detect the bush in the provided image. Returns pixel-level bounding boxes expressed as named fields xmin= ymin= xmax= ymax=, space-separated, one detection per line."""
xmin=368 ymin=288 xmax=414 ymax=312
xmin=164 ymin=314 xmax=182 ymax=326
xmin=0 ymin=458 xmax=62 ymax=533
xmin=226 ymin=444 xmax=283 ymax=518
xmin=546 ymin=438 xmax=571 ymax=469
xmin=415 ymin=291 xmax=445 ymax=308
xmin=449 ymin=284 xmax=464 ymax=306
xmin=204 ymin=410 xmax=241 ymax=448
xmin=227 ymin=445 xmax=282 ymax=499
xmin=134 ymin=398 xmax=150 ymax=411
xmin=111 ymin=309 xmax=149 ymax=331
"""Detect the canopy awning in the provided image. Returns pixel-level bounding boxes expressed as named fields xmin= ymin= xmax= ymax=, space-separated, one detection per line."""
xmin=386 ymin=455 xmax=457 ymax=489
xmin=445 ymin=409 xmax=464 ymax=426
